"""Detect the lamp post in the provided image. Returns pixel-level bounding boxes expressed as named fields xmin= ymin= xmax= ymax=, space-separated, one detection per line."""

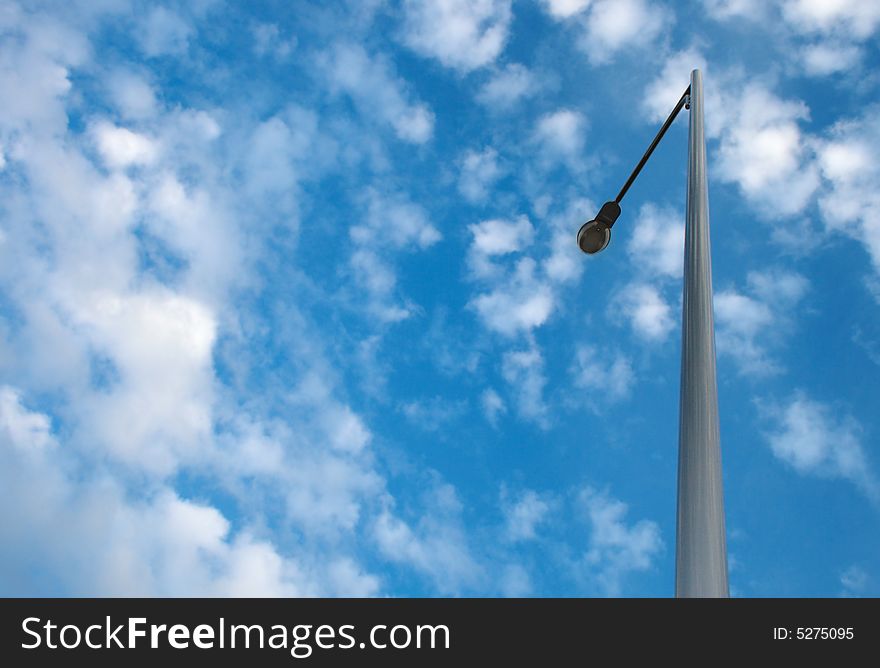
xmin=577 ymin=70 xmax=729 ymax=598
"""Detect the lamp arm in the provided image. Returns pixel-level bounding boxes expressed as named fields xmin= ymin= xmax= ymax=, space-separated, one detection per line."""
xmin=614 ymin=85 xmax=691 ymax=205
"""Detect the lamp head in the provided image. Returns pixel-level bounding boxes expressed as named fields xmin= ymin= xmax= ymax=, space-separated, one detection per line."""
xmin=577 ymin=219 xmax=611 ymax=254
xmin=577 ymin=201 xmax=621 ymax=255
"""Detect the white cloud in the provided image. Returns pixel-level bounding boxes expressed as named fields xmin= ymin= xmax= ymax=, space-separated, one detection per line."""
xmin=715 ymin=87 xmax=820 ymax=216
xmin=714 ymin=291 xmax=775 ymax=373
xmin=350 ymin=249 xmax=408 ymax=322
xmin=108 ymin=493 xmax=304 ymax=597
xmin=321 ymin=43 xmax=434 ymax=144
xmin=251 ymin=22 xmax=296 ymax=59
xmin=459 ymin=147 xmax=503 ymax=203
xmin=476 ymin=63 xmax=540 ymax=109
xmin=705 ymin=1 xmax=880 ymax=75
xmin=469 ymin=216 xmax=534 ymax=261
xmin=354 ymin=188 xmax=441 ymax=251
xmin=323 ymin=406 xmax=372 ymax=454
xmin=840 ymin=565 xmax=870 ymax=597
xmin=714 ymin=269 xmax=807 ymax=376
xmin=612 ymin=203 xmax=684 ymax=350
xmin=242 ymin=114 xmax=304 ymax=202
xmin=139 ymin=7 xmax=192 ymax=58
xmin=323 ymin=558 xmax=382 ymax=598
xmin=503 ymin=489 xmax=552 ymax=541
xmin=400 ymin=0 xmax=512 ymax=72
xmin=645 ymin=53 xmax=821 ymax=218
xmin=465 ymin=216 xmax=561 ymax=339
xmin=73 ymin=288 xmax=217 ymax=475
xmin=227 ymin=371 xmax=384 ymax=541
xmin=801 ymin=42 xmax=862 ymax=76
xmin=145 ymin=170 xmax=243 ymax=302
xmin=92 ymin=121 xmax=159 ymax=168
xmin=374 ymin=483 xmax=482 ymax=594
xmin=647 ymin=55 xmax=880 ymax=281
xmin=0 ymin=8 xmax=416 ymax=599
xmin=578 ymin=487 xmax=662 ymax=596
xmin=701 ymin=0 xmax=764 ymax=20
xmin=581 ymin=0 xmax=669 ymax=65
xmin=471 ymin=258 xmax=554 ymax=336
xmin=202 ymin=361 xmax=385 ymax=546
xmin=218 ymin=417 xmax=285 ymax=477
xmin=614 ymin=282 xmax=674 ymax=342
xmin=542 ymin=198 xmax=592 ymax=285
xmin=0 ymin=387 xmax=380 ymax=596
xmin=852 ymin=327 xmax=880 ymax=367
xmin=764 ymin=393 xmax=879 ymax=503
xmin=533 ymin=109 xmax=586 ymax=164
xmin=283 ymin=449 xmax=382 ymax=538
xmin=395 ymin=108 xmax=435 ymax=145
xmin=347 ymin=188 xmax=440 ymax=322
xmin=540 ymin=0 xmax=669 ymax=64
xmin=781 ymin=0 xmax=880 ymax=40
xmin=465 ymin=204 xmax=589 ymax=372
xmin=499 ymin=563 xmax=532 ymax=596
xmin=746 ymin=268 xmax=809 ymax=305
xmin=627 ymin=203 xmax=684 ymax=279
xmin=642 ymin=48 xmax=707 ymax=126
xmin=1 ymin=64 xmax=237 ymax=478
xmin=481 ymin=388 xmax=506 ymax=426
xmin=501 ymin=347 xmax=549 ymax=426
xmin=542 ymin=0 xmax=593 ymax=19
xmin=543 ymin=228 xmax=580 ymax=284
xmin=571 ymin=345 xmax=634 ymax=402
xmin=817 ymin=141 xmax=871 ymax=184
xmin=464 ymin=204 xmax=594 ymax=429
xmin=400 ymin=396 xmax=466 ymax=431
xmin=815 ymin=108 xmax=880 ymax=274
xmin=598 ymin=203 xmax=680 ymax=346
xmin=0 ymin=386 xmax=53 ymax=450
xmin=0 ymin=7 xmax=87 ymax=136
xmin=715 ymin=291 xmax=774 ymax=335
xmin=105 ymin=70 xmax=158 ymax=120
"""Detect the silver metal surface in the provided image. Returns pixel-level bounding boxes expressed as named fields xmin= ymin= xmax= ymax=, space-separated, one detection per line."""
xmin=675 ymin=69 xmax=729 ymax=598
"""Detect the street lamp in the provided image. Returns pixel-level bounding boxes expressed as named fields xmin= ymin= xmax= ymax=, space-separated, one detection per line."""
xmin=576 ymin=83 xmax=690 ymax=254
xmin=577 ymin=70 xmax=729 ymax=598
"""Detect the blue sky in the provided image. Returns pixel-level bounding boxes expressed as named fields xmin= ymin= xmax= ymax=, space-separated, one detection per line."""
xmin=1 ymin=0 xmax=879 ymax=597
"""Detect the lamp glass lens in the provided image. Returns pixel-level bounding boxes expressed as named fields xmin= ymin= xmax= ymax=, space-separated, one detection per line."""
xmin=577 ymin=221 xmax=610 ymax=254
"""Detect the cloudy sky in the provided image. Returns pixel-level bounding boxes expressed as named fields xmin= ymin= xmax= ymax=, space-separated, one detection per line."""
xmin=1 ymin=0 xmax=879 ymax=597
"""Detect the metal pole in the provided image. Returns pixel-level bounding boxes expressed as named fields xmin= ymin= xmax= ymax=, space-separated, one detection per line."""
xmin=675 ymin=69 xmax=729 ymax=597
